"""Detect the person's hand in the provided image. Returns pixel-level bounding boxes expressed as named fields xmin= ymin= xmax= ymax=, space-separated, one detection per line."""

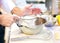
xmin=12 ymin=4 xmax=32 ymax=16
xmin=0 ymin=14 xmax=19 ymax=27
xmin=11 ymin=7 xmax=25 ymax=16
xmin=23 ymin=4 xmax=33 ymax=15
xmin=24 ymin=4 xmax=42 ymax=15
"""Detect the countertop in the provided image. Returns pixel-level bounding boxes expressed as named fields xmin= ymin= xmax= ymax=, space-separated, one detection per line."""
xmin=5 ymin=24 xmax=60 ymax=43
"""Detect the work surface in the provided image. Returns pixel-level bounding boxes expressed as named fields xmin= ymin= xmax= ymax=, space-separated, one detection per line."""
xmin=5 ymin=25 xmax=60 ymax=43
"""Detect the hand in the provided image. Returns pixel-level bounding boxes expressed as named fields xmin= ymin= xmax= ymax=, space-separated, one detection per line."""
xmin=0 ymin=14 xmax=19 ymax=27
xmin=11 ymin=7 xmax=25 ymax=16
xmin=24 ymin=4 xmax=42 ymax=15
xmin=23 ymin=4 xmax=33 ymax=15
xmin=12 ymin=4 xmax=33 ymax=16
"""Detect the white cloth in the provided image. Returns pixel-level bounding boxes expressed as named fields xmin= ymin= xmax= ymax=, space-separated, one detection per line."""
xmin=1 ymin=0 xmax=16 ymax=12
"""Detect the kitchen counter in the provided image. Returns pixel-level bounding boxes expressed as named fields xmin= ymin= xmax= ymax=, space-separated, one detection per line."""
xmin=5 ymin=24 xmax=60 ymax=43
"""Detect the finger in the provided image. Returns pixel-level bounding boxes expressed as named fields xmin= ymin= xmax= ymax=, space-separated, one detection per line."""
xmin=25 ymin=4 xmax=33 ymax=9
xmin=13 ymin=16 xmax=19 ymax=22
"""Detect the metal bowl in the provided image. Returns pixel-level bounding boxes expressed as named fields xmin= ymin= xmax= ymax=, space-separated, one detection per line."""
xmin=18 ymin=15 xmax=45 ymax=35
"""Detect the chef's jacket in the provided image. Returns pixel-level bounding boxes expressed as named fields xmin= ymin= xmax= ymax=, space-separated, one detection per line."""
xmin=1 ymin=0 xmax=16 ymax=12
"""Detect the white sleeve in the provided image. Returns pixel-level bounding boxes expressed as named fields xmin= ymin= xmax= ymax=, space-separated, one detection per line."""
xmin=2 ymin=0 xmax=16 ymax=12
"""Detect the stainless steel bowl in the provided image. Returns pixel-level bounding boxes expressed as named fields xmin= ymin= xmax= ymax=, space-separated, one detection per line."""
xmin=18 ymin=15 xmax=45 ymax=35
